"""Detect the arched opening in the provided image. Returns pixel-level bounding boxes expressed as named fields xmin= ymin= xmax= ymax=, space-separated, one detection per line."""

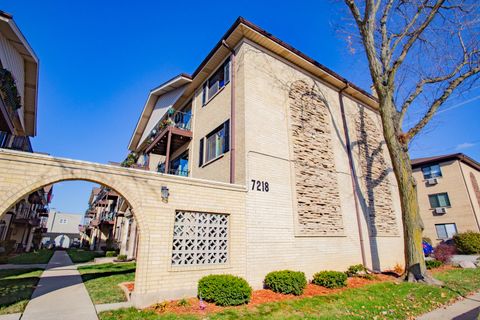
xmin=0 ymin=176 xmax=143 ymax=307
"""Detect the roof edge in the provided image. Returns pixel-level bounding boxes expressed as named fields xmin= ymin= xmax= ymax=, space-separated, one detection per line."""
xmin=412 ymin=153 xmax=480 ymax=171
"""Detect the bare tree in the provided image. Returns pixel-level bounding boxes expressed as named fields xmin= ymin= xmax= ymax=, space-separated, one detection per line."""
xmin=343 ymin=0 xmax=480 ymax=282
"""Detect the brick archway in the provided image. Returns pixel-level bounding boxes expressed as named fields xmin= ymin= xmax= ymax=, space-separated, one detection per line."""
xmin=0 ymin=149 xmax=246 ymax=307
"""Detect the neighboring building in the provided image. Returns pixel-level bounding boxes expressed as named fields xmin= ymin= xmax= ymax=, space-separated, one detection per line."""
xmin=125 ymin=15 xmax=404 ymax=294
xmin=0 ymin=11 xmax=49 ymax=252
xmin=0 ymin=10 xmax=38 ymax=152
xmin=412 ymin=153 xmax=480 ymax=244
xmin=42 ymin=210 xmax=82 ymax=248
xmin=82 ymin=186 xmax=138 ymax=258
xmin=0 ymin=186 xmax=51 ymax=251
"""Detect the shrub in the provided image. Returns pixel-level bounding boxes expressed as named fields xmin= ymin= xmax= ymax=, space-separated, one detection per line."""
xmin=425 ymin=259 xmax=443 ymax=269
xmin=264 ymin=270 xmax=307 ymax=295
xmin=198 ymin=274 xmax=252 ymax=306
xmin=433 ymin=243 xmax=456 ymax=263
xmin=117 ymin=254 xmax=127 ymax=261
xmin=346 ymin=264 xmax=367 ymax=277
xmin=453 ymin=231 xmax=480 ymax=254
xmin=312 ymin=271 xmax=347 ymax=289
xmin=105 ymin=251 xmax=117 ymax=257
xmin=0 ymin=240 xmax=16 ymax=256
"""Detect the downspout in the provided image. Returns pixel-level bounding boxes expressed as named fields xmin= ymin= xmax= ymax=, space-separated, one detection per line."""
xmin=222 ymin=40 xmax=236 ymax=184
xmin=458 ymin=160 xmax=480 ymax=231
xmin=338 ymin=83 xmax=368 ymax=267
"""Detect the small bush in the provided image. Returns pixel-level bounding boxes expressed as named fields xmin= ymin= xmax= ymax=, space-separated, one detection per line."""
xmin=264 ymin=270 xmax=307 ymax=295
xmin=346 ymin=264 xmax=367 ymax=277
xmin=0 ymin=240 xmax=16 ymax=256
xmin=198 ymin=274 xmax=252 ymax=306
xmin=425 ymin=259 xmax=443 ymax=269
xmin=105 ymin=251 xmax=117 ymax=257
xmin=117 ymin=254 xmax=127 ymax=261
xmin=312 ymin=271 xmax=347 ymax=289
xmin=433 ymin=243 xmax=456 ymax=263
xmin=453 ymin=231 xmax=480 ymax=254
xmin=177 ymin=298 xmax=190 ymax=307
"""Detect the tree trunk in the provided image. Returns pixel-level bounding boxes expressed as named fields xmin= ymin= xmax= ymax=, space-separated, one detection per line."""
xmin=377 ymin=96 xmax=440 ymax=283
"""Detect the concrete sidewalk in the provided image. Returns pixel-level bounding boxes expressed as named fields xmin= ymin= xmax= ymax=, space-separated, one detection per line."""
xmin=417 ymin=292 xmax=480 ymax=320
xmin=21 ymin=250 xmax=98 ymax=320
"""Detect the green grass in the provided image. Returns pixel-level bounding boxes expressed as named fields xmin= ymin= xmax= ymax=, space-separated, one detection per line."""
xmin=7 ymin=249 xmax=53 ymax=264
xmin=78 ymin=262 xmax=136 ymax=304
xmin=99 ymin=268 xmax=480 ymax=320
xmin=0 ymin=268 xmax=43 ymax=315
xmin=67 ymin=249 xmax=105 ymax=263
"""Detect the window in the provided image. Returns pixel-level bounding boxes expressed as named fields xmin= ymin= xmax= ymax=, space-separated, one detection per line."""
xmin=200 ymin=120 xmax=230 ymax=165
xmin=422 ymin=164 xmax=442 ymax=179
xmin=202 ymin=57 xmax=230 ymax=105
xmin=429 ymin=193 xmax=451 ymax=208
xmin=171 ymin=211 xmax=228 ymax=266
xmin=59 ymin=218 xmax=68 ymax=224
xmin=435 ymin=223 xmax=457 ymax=239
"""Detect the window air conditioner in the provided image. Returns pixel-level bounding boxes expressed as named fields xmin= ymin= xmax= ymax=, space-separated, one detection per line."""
xmin=426 ymin=178 xmax=438 ymax=185
xmin=434 ymin=207 xmax=447 ymax=214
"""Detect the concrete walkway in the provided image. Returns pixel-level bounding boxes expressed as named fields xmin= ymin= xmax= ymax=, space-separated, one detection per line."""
xmin=21 ymin=251 xmax=98 ymax=320
xmin=417 ymin=291 xmax=480 ymax=320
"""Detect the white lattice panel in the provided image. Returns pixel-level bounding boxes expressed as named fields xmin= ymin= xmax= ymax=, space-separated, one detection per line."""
xmin=171 ymin=211 xmax=228 ymax=266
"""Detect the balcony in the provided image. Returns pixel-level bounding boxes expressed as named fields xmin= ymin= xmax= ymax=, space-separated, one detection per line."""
xmin=158 ymin=165 xmax=189 ymax=177
xmin=145 ymin=110 xmax=192 ymax=167
xmin=100 ymin=211 xmax=116 ymax=224
xmin=0 ymin=68 xmax=21 ymax=135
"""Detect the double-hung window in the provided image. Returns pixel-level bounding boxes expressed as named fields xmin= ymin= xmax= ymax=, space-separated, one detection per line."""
xmin=199 ymin=120 xmax=230 ymax=166
xmin=422 ymin=164 xmax=442 ymax=179
xmin=435 ymin=223 xmax=457 ymax=239
xmin=202 ymin=57 xmax=230 ymax=105
xmin=429 ymin=193 xmax=451 ymax=208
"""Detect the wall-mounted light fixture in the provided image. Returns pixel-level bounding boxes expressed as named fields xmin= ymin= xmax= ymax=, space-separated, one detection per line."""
xmin=161 ymin=186 xmax=169 ymax=202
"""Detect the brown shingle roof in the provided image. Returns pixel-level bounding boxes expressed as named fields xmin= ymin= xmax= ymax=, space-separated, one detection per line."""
xmin=411 ymin=153 xmax=480 ymax=171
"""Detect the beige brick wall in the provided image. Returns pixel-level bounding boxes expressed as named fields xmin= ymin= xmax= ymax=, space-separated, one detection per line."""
xmin=240 ymin=40 xmax=404 ymax=287
xmin=413 ymin=159 xmax=480 ymax=244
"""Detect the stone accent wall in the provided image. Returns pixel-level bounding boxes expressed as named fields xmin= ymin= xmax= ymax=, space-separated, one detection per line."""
xmin=470 ymin=172 xmax=480 ymax=209
xmin=288 ymin=80 xmax=343 ymax=235
xmin=354 ymin=107 xmax=398 ymax=236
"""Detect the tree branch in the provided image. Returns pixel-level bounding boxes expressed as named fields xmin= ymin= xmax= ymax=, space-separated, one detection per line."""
xmin=389 ymin=0 xmax=446 ymax=81
xmin=404 ymin=66 xmax=480 ymax=140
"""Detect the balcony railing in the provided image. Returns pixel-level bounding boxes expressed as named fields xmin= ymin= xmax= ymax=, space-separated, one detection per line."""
xmin=158 ymin=163 xmax=189 ymax=177
xmin=149 ymin=110 xmax=192 ymax=138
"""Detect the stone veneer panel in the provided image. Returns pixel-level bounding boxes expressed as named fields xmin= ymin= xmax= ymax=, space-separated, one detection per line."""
xmin=354 ymin=107 xmax=398 ymax=236
xmin=288 ymin=80 xmax=343 ymax=235
xmin=470 ymin=172 xmax=480 ymax=209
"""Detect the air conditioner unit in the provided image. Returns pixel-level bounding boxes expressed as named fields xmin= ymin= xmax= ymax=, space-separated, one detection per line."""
xmin=426 ymin=178 xmax=438 ymax=185
xmin=434 ymin=207 xmax=447 ymax=214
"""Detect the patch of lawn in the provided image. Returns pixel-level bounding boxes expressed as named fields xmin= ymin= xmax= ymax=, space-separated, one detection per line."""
xmin=78 ymin=262 xmax=136 ymax=304
xmin=67 ymin=248 xmax=104 ymax=263
xmin=0 ymin=268 xmax=43 ymax=315
xmin=7 ymin=249 xmax=53 ymax=264
xmin=98 ymin=268 xmax=480 ymax=320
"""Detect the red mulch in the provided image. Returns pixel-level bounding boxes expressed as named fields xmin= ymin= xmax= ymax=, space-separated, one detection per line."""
xmin=141 ymin=274 xmax=395 ymax=316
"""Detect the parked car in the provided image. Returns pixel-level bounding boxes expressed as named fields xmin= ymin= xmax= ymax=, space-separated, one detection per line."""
xmin=423 ymin=240 xmax=433 ymax=256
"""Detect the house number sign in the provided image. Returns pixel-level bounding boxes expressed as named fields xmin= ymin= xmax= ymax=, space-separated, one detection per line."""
xmin=251 ymin=179 xmax=269 ymax=192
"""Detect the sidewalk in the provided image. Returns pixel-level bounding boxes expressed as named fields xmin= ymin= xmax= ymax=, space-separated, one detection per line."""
xmin=21 ymin=250 xmax=98 ymax=320
xmin=417 ymin=291 xmax=480 ymax=320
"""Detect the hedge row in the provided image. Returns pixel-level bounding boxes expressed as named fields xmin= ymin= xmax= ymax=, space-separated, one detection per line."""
xmin=198 ymin=265 xmax=372 ymax=306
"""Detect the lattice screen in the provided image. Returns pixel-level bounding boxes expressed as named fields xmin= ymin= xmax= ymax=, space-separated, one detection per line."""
xmin=171 ymin=211 xmax=228 ymax=266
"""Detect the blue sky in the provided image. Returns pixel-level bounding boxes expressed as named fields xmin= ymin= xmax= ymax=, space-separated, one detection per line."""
xmin=4 ymin=1 xmax=479 ymax=213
